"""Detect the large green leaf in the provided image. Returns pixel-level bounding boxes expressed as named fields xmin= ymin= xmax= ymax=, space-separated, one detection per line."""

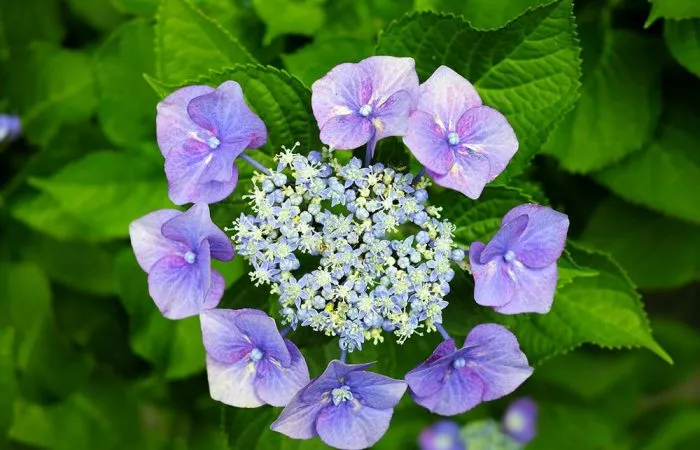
xmin=376 ymin=0 xmax=581 ymax=178
xmin=582 ymin=197 xmax=700 ymax=290
xmin=414 ymin=0 xmax=555 ymax=30
xmin=116 ymin=250 xmax=206 ymax=379
xmin=0 ymin=328 xmax=16 ymax=437
xmin=252 ymin=0 xmax=326 ymax=44
xmin=646 ymin=0 xmax=700 ymax=27
xmin=543 ymin=29 xmax=662 ymax=173
xmin=95 ymin=19 xmax=159 ymax=147
xmin=22 ymin=151 xmax=171 ymax=241
xmin=65 ymin=0 xmax=126 ymax=32
xmin=594 ymin=96 xmax=700 ymax=224
xmin=664 ymin=19 xmax=700 ymax=78
xmin=436 ymin=193 xmax=670 ymax=364
xmin=282 ymin=38 xmax=374 ymax=86
xmin=0 ymin=0 xmax=64 ymax=52
xmin=155 ymin=0 xmax=254 ymax=86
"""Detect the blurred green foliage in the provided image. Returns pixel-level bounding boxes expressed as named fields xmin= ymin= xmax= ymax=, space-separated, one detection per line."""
xmin=1 ymin=0 xmax=699 ymax=449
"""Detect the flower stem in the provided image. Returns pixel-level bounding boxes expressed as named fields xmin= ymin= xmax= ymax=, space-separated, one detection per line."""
xmin=412 ymin=166 xmax=426 ymax=186
xmin=364 ymin=135 xmax=378 ymax=167
xmin=435 ymin=323 xmax=451 ymax=341
xmin=280 ymin=325 xmax=292 ymax=337
xmin=340 ymin=349 xmax=347 ymax=363
xmin=239 ymin=153 xmax=271 ymax=175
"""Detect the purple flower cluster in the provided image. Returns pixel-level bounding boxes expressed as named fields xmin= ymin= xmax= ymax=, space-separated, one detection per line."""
xmin=128 ymin=56 xmax=568 ymax=449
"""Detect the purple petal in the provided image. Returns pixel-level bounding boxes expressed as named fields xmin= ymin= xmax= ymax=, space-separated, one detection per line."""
xmin=502 ymin=397 xmax=538 ymax=444
xmin=156 ymin=85 xmax=214 ymax=156
xmin=358 ymin=56 xmax=419 ymax=110
xmin=410 ymin=362 xmax=485 ymax=416
xmin=455 ymin=106 xmax=518 ymax=181
xmin=254 ymin=340 xmax=310 ymax=407
xmin=203 ymin=269 xmax=225 ymax=310
xmin=315 ymin=401 xmax=395 ymax=450
xmin=479 ymin=214 xmax=529 ymax=263
xmin=404 ymin=110 xmax=454 ymax=175
xmin=301 ymin=361 xmax=375 ymax=403
xmin=147 ymin=241 xmax=211 ymax=319
xmin=492 ymin=261 xmax=558 ymax=314
xmin=419 ymin=421 xmax=465 ymax=450
xmin=312 ymin=62 xmax=373 ymax=130
xmin=129 ymin=209 xmax=184 ymax=272
xmin=417 ymin=66 xmax=482 ymax=131
xmin=186 ymin=81 xmax=267 ymax=149
xmin=200 ymin=309 xmax=253 ymax=364
xmin=502 ymin=204 xmax=569 ymax=268
xmin=270 ymin=383 xmax=328 ymax=440
xmin=461 ymin=324 xmax=533 ymax=401
xmin=319 ymin=115 xmax=374 ymax=150
xmin=165 ymin=140 xmax=239 ymax=205
xmin=205 ymin=354 xmax=264 ymax=408
xmin=346 ymin=371 xmax=406 ymax=410
xmin=406 ymin=356 xmax=453 ymax=399
xmin=469 ymin=242 xmax=515 ymax=309
xmin=426 ymin=151 xmax=491 ymax=199
xmin=161 ymin=203 xmax=234 ymax=261
xmin=372 ymin=90 xmax=413 ymax=138
xmin=234 ymin=311 xmax=291 ymax=366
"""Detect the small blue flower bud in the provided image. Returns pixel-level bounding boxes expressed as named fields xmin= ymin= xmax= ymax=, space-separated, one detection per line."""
xmin=272 ymin=173 xmax=287 ymax=186
xmin=414 ymin=189 xmax=428 ymax=203
xmin=308 ymin=151 xmax=322 ymax=163
xmin=451 ymin=248 xmax=465 ymax=261
xmin=355 ymin=207 xmax=369 ymax=220
xmin=261 ymin=179 xmax=275 ymax=192
xmin=416 ymin=231 xmax=430 ymax=245
xmin=398 ymin=257 xmax=409 ymax=269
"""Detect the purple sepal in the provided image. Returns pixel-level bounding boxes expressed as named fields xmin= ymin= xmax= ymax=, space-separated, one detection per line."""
xmin=201 ymin=308 xmax=310 ymax=408
xmin=128 ymin=203 xmax=234 ymax=319
xmin=271 ymin=360 xmax=407 ymax=449
xmin=502 ymin=397 xmax=538 ymax=445
xmin=405 ymin=324 xmax=533 ymax=416
xmin=469 ymin=204 xmax=569 ymax=314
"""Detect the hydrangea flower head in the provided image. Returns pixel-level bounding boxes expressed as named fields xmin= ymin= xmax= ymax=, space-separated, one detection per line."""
xmin=406 ymin=324 xmax=533 ymax=416
xmin=156 ymin=81 xmax=267 ymax=205
xmin=469 ymin=204 xmax=569 ymax=314
xmin=403 ymin=66 xmax=518 ymax=199
xmin=312 ymin=56 xmax=419 ymax=159
xmin=419 ymin=421 xmax=465 ymax=450
xmin=0 ymin=114 xmax=21 ymax=142
xmin=129 ymin=203 xmax=233 ymax=319
xmin=502 ymin=397 xmax=538 ymax=445
xmin=271 ymin=360 xmax=406 ymax=449
xmin=200 ymin=308 xmax=310 ymax=407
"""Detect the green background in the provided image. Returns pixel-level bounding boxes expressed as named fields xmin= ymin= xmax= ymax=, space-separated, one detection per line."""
xmin=1 ymin=0 xmax=699 ymax=448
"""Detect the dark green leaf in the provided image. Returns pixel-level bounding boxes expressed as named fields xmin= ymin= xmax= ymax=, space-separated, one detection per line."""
xmin=646 ymin=0 xmax=700 ymax=27
xmin=252 ymin=0 xmax=326 ymax=44
xmin=282 ymin=38 xmax=374 ymax=86
xmin=664 ymin=19 xmax=700 ymax=78
xmin=415 ymin=0 xmax=556 ymax=30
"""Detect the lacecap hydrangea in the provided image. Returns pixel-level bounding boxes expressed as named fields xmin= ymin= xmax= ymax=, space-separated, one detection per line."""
xmin=129 ymin=56 xmax=569 ymax=450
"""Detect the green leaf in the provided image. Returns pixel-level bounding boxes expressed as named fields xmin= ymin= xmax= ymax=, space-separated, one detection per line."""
xmin=116 ymin=250 xmax=205 ymax=379
xmin=25 ymin=151 xmax=171 ymax=241
xmin=531 ymin=403 xmax=621 ymax=450
xmin=20 ymin=233 xmax=119 ymax=296
xmin=645 ymin=409 xmax=700 ymax=450
xmin=376 ymin=0 xmax=582 ymax=178
xmin=95 ymin=19 xmax=159 ymax=147
xmin=282 ymin=38 xmax=374 ymax=86
xmin=646 ymin=0 xmax=700 ymax=27
xmin=438 ymin=193 xmax=670 ymax=364
xmin=66 ymin=0 xmax=126 ymax=32
xmin=582 ymin=197 xmax=700 ymax=290
xmin=252 ymin=0 xmax=326 ymax=45
xmin=110 ymin=0 xmax=158 ymax=16
xmin=6 ymin=43 xmax=97 ymax=146
xmin=594 ymin=96 xmax=700 ymax=224
xmin=543 ymin=29 xmax=662 ymax=173
xmin=664 ymin=19 xmax=700 ymax=78
xmin=0 ymin=0 xmax=64 ymax=52
xmin=0 ymin=328 xmax=16 ymax=436
xmin=155 ymin=0 xmax=255 ymax=86
xmin=0 ymin=262 xmax=51 ymax=337
xmin=414 ymin=0 xmax=556 ymax=30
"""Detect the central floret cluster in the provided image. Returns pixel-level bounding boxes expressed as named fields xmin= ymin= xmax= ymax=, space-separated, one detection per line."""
xmin=233 ymin=148 xmax=465 ymax=351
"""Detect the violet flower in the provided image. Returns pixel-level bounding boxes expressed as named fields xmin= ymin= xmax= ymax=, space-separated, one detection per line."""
xmin=469 ymin=204 xmax=569 ymax=314
xmin=502 ymin=397 xmax=538 ymax=445
xmin=129 ymin=203 xmax=233 ymax=319
xmin=311 ymin=56 xmax=419 ymax=164
xmin=0 ymin=114 xmax=21 ymax=142
xmin=403 ymin=66 xmax=518 ymax=199
xmin=271 ymin=360 xmax=407 ymax=449
xmin=405 ymin=324 xmax=533 ymax=416
xmin=156 ymin=81 xmax=267 ymax=205
xmin=200 ymin=308 xmax=310 ymax=407
xmin=419 ymin=421 xmax=465 ymax=450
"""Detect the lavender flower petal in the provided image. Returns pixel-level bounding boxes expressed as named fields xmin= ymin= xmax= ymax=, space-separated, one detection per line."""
xmin=254 ymin=340 xmax=311 ymax=407
xmin=501 ymin=204 xmax=569 ymax=268
xmin=161 ymin=203 xmax=234 ymax=261
xmin=319 ymin=115 xmax=374 ymax=150
xmin=419 ymin=421 xmax=465 ymax=450
xmin=156 ymin=85 xmax=214 ymax=156
xmin=416 ymin=66 xmax=481 ymax=129
xmin=315 ymin=401 xmax=394 ymax=450
xmin=129 ymin=209 xmax=184 ymax=271
xmin=206 ymin=354 xmax=265 ymax=408
xmin=357 ymin=56 xmax=419 ymax=110
xmin=425 ymin=151 xmax=491 ymax=199
xmin=404 ymin=110 xmax=454 ymax=175
xmin=502 ymin=397 xmax=538 ymax=444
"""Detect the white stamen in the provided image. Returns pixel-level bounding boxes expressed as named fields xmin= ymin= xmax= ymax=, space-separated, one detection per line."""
xmin=359 ymin=104 xmax=373 ymax=117
xmin=184 ymin=251 xmax=197 ymax=264
xmin=447 ymin=132 xmax=460 ymax=146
